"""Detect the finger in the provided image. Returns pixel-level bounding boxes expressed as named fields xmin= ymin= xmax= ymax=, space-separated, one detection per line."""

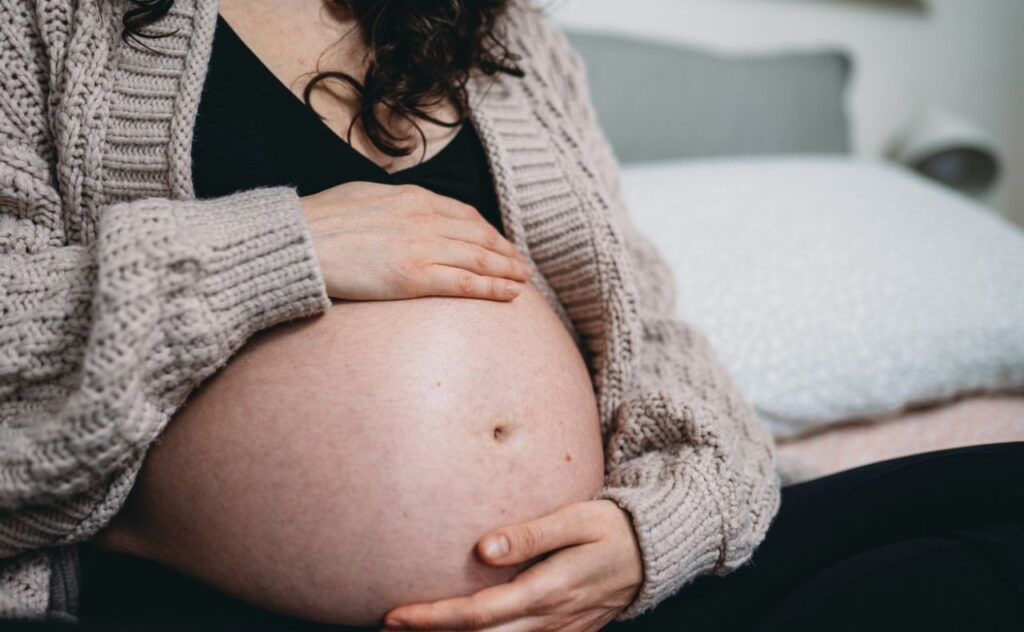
xmin=434 ymin=216 xmax=525 ymax=262
xmin=478 ymin=501 xmax=603 ymax=567
xmin=384 ymin=571 xmax=555 ymax=630
xmin=424 ymin=264 xmax=524 ymax=302
xmin=434 ymin=240 xmax=532 ymax=283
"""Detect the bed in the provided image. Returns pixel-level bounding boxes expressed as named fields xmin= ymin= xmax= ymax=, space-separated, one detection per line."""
xmin=567 ymin=29 xmax=1024 ymax=484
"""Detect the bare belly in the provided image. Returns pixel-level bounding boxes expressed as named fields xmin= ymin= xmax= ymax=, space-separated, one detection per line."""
xmin=95 ymin=281 xmax=606 ymax=626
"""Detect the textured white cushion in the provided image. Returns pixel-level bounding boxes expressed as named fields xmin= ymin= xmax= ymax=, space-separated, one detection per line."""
xmin=619 ymin=156 xmax=1024 ymax=437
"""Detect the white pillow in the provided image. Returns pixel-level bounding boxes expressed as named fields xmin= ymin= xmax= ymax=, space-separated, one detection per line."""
xmin=619 ymin=156 xmax=1024 ymax=438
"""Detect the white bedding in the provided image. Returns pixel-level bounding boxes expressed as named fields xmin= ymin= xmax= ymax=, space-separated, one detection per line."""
xmin=620 ymin=156 xmax=1024 ymax=437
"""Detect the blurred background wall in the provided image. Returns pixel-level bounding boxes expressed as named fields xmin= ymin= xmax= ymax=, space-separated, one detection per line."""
xmin=550 ymin=0 xmax=1024 ymax=227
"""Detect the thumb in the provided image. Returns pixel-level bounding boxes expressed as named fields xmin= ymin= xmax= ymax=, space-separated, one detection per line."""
xmin=476 ymin=501 xmax=599 ymax=566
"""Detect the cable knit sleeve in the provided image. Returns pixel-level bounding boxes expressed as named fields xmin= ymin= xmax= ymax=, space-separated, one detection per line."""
xmin=524 ymin=8 xmax=783 ymax=621
xmin=0 ymin=0 xmax=331 ymax=564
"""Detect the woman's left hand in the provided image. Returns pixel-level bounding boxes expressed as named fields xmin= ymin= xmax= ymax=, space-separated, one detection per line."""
xmin=380 ymin=499 xmax=644 ymax=632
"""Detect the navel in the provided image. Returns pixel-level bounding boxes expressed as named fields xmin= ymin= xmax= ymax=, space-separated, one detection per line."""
xmin=492 ymin=423 xmax=510 ymax=442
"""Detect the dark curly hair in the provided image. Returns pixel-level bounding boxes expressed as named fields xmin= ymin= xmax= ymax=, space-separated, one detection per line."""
xmin=121 ymin=1 xmax=525 ymax=159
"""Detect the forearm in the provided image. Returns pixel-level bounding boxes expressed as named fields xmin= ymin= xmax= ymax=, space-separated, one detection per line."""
xmin=1 ymin=187 xmax=330 ymax=525
xmin=597 ymin=315 xmax=781 ymax=620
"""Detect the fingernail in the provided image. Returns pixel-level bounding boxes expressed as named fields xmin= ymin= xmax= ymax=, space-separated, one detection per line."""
xmin=505 ymin=281 xmax=521 ymax=295
xmin=484 ymin=535 xmax=510 ymax=558
xmin=384 ymin=618 xmax=408 ymax=629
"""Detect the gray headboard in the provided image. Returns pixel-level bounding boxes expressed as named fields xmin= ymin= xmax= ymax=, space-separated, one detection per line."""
xmin=565 ymin=30 xmax=853 ymax=163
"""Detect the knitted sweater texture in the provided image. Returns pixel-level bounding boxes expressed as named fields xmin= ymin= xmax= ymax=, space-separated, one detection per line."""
xmin=0 ymin=0 xmax=781 ymax=622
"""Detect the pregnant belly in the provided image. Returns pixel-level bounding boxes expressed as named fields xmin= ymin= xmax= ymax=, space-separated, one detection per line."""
xmin=96 ymin=281 xmax=606 ymax=626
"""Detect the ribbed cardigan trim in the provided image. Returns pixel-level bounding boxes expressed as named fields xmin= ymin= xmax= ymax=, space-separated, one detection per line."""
xmin=463 ymin=80 xmax=640 ymax=435
xmin=101 ymin=0 xmax=216 ymax=203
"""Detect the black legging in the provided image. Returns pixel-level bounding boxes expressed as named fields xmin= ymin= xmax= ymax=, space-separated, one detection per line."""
xmin=33 ymin=442 xmax=1024 ymax=631
xmin=606 ymin=441 xmax=1024 ymax=632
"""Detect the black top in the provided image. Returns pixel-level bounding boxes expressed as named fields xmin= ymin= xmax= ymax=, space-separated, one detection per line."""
xmin=191 ymin=14 xmax=505 ymax=238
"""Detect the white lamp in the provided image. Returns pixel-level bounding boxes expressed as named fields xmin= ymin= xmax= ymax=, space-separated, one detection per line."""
xmin=888 ymin=106 xmax=1002 ymax=199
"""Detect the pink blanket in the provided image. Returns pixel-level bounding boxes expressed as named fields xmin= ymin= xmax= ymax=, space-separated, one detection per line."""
xmin=776 ymin=395 xmax=1024 ymax=479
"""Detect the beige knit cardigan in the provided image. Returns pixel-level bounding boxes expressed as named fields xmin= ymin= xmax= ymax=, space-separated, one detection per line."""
xmin=0 ymin=0 xmax=781 ymax=622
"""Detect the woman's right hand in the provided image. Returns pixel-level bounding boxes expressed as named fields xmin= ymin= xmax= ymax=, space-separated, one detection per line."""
xmin=299 ymin=182 xmax=533 ymax=302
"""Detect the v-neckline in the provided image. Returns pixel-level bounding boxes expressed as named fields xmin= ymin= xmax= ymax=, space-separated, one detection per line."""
xmin=214 ymin=12 xmax=467 ymax=178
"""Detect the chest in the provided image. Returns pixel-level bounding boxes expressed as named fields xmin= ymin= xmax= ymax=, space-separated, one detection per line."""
xmin=215 ymin=0 xmax=461 ymax=174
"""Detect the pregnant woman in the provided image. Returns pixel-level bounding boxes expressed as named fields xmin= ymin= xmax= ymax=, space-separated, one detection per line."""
xmin=12 ymin=1 xmax=1023 ymax=631
xmin=0 ymin=0 xmax=780 ymax=628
